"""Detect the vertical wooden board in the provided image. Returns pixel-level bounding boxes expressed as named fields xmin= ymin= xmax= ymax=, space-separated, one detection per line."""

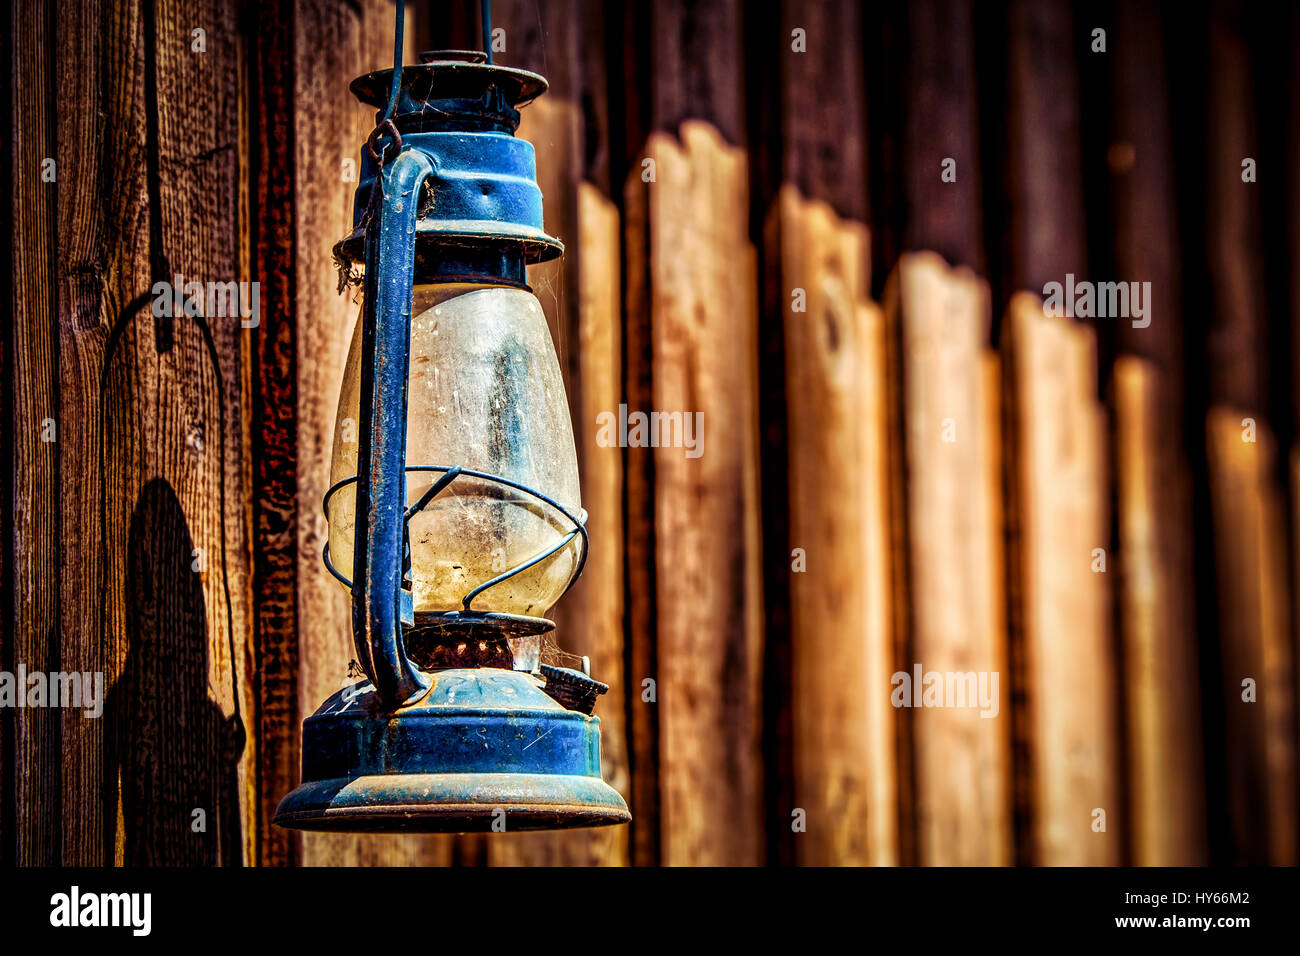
xmin=647 ymin=123 xmax=764 ymax=865
xmin=1294 ymin=447 xmax=1300 ymax=826
xmin=1206 ymin=409 xmax=1297 ymax=864
xmin=292 ymin=0 xmax=452 ymax=867
xmin=862 ymin=302 xmax=902 ymax=867
xmin=1113 ymin=357 xmax=1207 ymax=864
xmin=292 ymin=0 xmax=370 ymax=871
xmin=1005 ymin=293 xmax=1120 ymax=865
xmin=484 ymin=0 xmax=628 ymax=867
xmin=54 ymin=0 xmax=160 ymax=865
xmin=1107 ymin=0 xmax=1206 ymax=866
xmin=1200 ymin=1 xmax=1296 ymax=865
xmin=772 ymin=186 xmax=893 ymax=865
xmin=97 ymin=0 xmax=256 ymax=865
xmin=622 ymin=158 xmax=660 ymax=867
xmin=571 ymin=184 xmax=630 ymax=862
xmin=766 ymin=0 xmax=877 ymax=866
xmin=10 ymin=0 xmax=60 ymax=866
xmin=888 ymin=252 xmax=1010 ymax=865
xmin=488 ymin=187 xmax=630 ymax=866
xmin=249 ymin=0 xmax=300 ymax=867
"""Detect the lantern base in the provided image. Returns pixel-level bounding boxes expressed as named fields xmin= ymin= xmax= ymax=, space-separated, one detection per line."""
xmin=274 ymin=772 xmax=630 ymax=832
xmin=273 ymin=668 xmax=630 ymax=833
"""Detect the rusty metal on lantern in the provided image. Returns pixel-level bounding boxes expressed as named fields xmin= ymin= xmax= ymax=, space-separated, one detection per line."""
xmin=273 ymin=2 xmax=630 ymax=832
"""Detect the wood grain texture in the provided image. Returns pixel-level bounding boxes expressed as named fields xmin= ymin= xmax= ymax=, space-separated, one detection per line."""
xmin=770 ymin=187 xmax=898 ymax=865
xmin=642 ymin=122 xmax=764 ymax=865
xmin=117 ymin=0 xmax=254 ymax=865
xmin=5 ymin=0 xmax=264 ymax=866
xmin=1004 ymin=292 xmax=1120 ymax=865
xmin=250 ymin=0 xmax=300 ymax=869
xmin=759 ymin=0 xmax=884 ymax=867
xmin=649 ymin=0 xmax=746 ymax=148
xmin=622 ymin=146 xmax=660 ymax=868
xmin=887 ymin=251 xmax=1010 ymax=865
xmin=11 ymin=0 xmax=61 ymax=867
xmin=54 ymin=0 xmax=154 ymax=866
xmin=8 ymin=0 xmax=262 ymax=865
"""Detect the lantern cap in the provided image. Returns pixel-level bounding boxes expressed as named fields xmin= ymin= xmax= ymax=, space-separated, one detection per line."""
xmin=349 ymin=50 xmax=548 ymax=134
xmin=338 ymin=51 xmax=564 ymax=268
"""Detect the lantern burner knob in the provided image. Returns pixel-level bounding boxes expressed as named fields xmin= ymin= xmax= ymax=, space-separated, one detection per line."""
xmin=539 ymin=664 xmax=608 ymax=716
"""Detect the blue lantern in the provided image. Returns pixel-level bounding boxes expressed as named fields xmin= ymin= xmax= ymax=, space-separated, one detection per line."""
xmin=274 ymin=33 xmax=630 ymax=832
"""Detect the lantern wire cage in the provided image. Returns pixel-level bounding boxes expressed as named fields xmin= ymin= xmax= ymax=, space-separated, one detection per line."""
xmin=319 ymin=464 xmax=590 ymax=645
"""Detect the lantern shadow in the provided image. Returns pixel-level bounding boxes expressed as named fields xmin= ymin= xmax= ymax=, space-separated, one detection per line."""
xmin=105 ymin=477 xmax=246 ymax=865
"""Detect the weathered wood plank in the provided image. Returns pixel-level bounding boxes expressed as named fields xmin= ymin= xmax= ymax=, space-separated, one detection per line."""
xmin=107 ymin=0 xmax=255 ymax=865
xmin=11 ymin=0 xmax=61 ymax=867
xmin=621 ymin=142 xmax=660 ymax=868
xmin=250 ymin=0 xmax=300 ymax=868
xmin=53 ymin=0 xmax=159 ymax=865
xmin=1114 ymin=357 xmax=1206 ymax=864
xmin=1205 ymin=411 xmax=1297 ymax=864
xmin=644 ymin=121 xmax=764 ymax=866
xmin=637 ymin=0 xmax=764 ymax=870
xmin=1107 ymin=0 xmax=1206 ymax=867
xmin=893 ymin=0 xmax=1006 ymax=866
xmin=771 ymin=187 xmax=898 ymax=865
xmin=888 ymin=252 xmax=1010 ymax=865
xmin=485 ymin=0 xmax=629 ymax=866
xmin=1004 ymin=292 xmax=1121 ymax=865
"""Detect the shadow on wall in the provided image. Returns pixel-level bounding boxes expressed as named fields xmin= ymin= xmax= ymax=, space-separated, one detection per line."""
xmin=104 ymin=477 xmax=245 ymax=865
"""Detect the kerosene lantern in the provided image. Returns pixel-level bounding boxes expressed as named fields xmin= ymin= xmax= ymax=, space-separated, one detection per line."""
xmin=274 ymin=13 xmax=629 ymax=831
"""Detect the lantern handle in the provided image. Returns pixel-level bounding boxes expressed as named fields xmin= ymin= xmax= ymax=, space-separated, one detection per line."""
xmin=351 ymin=146 xmax=436 ymax=709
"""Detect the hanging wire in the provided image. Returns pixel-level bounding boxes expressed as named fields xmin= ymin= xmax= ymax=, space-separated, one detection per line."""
xmin=482 ymin=0 xmax=493 ymax=63
xmin=383 ymin=0 xmax=406 ymax=123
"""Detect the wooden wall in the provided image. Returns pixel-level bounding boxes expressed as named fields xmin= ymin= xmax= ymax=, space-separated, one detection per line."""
xmin=5 ymin=0 xmax=1300 ymax=866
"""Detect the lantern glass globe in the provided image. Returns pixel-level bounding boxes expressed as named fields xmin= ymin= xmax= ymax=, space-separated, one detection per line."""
xmin=328 ymin=284 xmax=582 ymax=617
